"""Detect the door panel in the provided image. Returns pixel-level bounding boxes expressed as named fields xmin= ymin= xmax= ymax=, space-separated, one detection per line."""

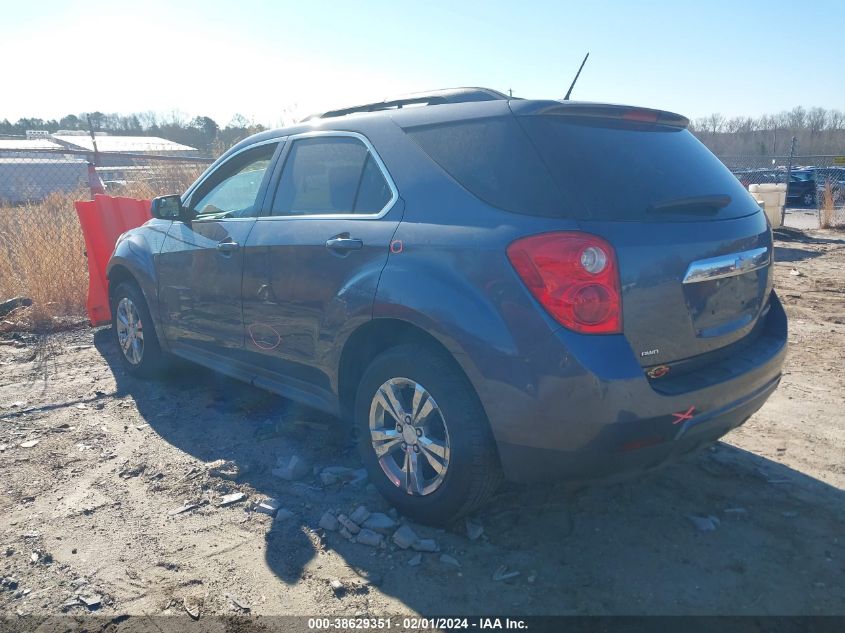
xmin=156 ymin=141 xmax=281 ymax=352
xmin=158 ymin=218 xmax=256 ymax=351
xmin=241 ymin=211 xmax=402 ymax=391
xmin=239 ymin=131 xmax=402 ymax=395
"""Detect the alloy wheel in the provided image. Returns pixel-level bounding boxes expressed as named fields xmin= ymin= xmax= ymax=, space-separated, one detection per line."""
xmin=368 ymin=377 xmax=451 ymax=496
xmin=115 ymin=297 xmax=144 ymax=365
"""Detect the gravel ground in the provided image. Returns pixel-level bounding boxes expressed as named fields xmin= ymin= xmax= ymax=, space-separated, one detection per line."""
xmin=784 ymin=207 xmax=823 ymax=231
xmin=1 ymin=228 xmax=844 ymax=619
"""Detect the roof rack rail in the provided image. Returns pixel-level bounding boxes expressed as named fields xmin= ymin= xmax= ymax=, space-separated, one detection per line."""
xmin=303 ymin=87 xmax=511 ymax=121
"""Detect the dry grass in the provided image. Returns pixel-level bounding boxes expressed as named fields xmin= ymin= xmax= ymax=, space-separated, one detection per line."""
xmin=0 ymin=190 xmax=90 ymax=332
xmin=818 ymin=180 xmax=842 ymax=229
xmin=0 ymin=163 xmax=204 ymax=332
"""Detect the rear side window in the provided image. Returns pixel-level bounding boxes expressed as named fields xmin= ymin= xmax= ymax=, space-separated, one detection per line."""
xmin=405 ymin=117 xmax=561 ymax=216
xmin=519 ymin=117 xmax=757 ymax=221
xmin=271 ymin=136 xmax=392 ymax=215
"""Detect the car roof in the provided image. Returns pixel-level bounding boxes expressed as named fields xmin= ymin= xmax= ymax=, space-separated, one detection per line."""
xmin=223 ymin=88 xmax=689 ymax=159
xmin=303 ymin=87 xmax=512 ymax=120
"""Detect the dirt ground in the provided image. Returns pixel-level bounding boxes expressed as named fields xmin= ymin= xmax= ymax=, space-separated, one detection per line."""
xmin=1 ymin=227 xmax=844 ymax=620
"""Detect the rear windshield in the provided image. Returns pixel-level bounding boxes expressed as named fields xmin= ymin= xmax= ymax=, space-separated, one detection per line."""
xmin=406 ymin=115 xmax=758 ymax=221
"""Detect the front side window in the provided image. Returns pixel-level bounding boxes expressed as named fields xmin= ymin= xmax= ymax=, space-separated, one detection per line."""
xmin=191 ymin=143 xmax=278 ymax=218
xmin=270 ymin=136 xmax=392 ymax=216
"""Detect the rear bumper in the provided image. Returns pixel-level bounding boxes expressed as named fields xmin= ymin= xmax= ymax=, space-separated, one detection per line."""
xmin=497 ymin=372 xmax=779 ymax=483
xmin=468 ymin=291 xmax=787 ymax=484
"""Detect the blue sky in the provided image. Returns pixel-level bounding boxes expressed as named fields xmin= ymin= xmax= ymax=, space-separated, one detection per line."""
xmin=3 ymin=0 xmax=843 ymax=126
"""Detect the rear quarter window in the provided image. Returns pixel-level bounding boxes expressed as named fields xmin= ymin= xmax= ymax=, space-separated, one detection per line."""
xmin=404 ymin=116 xmax=562 ymax=216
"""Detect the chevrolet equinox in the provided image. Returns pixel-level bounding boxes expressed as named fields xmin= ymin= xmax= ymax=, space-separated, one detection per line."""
xmin=107 ymin=88 xmax=787 ymax=524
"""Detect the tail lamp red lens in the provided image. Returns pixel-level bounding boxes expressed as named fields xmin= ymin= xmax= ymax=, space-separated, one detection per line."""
xmin=507 ymin=232 xmax=622 ymax=334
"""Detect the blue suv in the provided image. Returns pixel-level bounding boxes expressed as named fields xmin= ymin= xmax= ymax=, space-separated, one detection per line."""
xmin=107 ymin=88 xmax=787 ymax=525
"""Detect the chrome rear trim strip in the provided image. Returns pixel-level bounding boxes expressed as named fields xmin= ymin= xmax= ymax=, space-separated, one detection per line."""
xmin=682 ymin=246 xmax=770 ymax=284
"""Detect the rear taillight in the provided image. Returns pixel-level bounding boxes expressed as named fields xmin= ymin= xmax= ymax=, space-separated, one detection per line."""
xmin=507 ymin=231 xmax=622 ymax=334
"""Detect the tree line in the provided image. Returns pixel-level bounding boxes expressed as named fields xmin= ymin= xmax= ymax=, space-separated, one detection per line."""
xmin=689 ymin=106 xmax=845 ymax=156
xmin=0 ymin=111 xmax=270 ymax=155
xmin=3 ymin=105 xmax=844 ymax=158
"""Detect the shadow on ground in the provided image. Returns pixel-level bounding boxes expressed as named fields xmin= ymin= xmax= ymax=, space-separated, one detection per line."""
xmin=774 ymin=227 xmax=845 ymax=244
xmin=94 ymin=329 xmax=845 ymax=615
xmin=774 ymin=246 xmax=824 ymax=263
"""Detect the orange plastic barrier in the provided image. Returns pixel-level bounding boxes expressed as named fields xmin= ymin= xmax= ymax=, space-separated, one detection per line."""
xmin=75 ymin=194 xmax=152 ymax=326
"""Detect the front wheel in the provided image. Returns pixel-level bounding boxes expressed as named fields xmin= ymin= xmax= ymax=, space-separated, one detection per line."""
xmin=354 ymin=344 xmax=501 ymax=526
xmin=110 ymin=281 xmax=167 ymax=377
xmin=802 ymin=192 xmax=815 ymax=207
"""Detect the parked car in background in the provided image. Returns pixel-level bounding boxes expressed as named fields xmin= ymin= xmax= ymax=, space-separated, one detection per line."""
xmin=733 ymin=168 xmax=817 ymax=206
xmin=788 ymin=169 xmax=818 ymax=207
xmin=734 ymin=168 xmax=770 ymax=189
xmin=810 ymin=167 xmax=845 ymax=203
xmin=106 ymin=89 xmax=787 ymax=525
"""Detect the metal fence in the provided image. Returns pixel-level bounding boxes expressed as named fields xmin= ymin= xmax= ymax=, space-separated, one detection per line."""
xmin=0 ymin=149 xmax=213 ymax=205
xmin=718 ymin=154 xmax=845 ymax=228
xmin=0 ymin=149 xmax=213 ymax=330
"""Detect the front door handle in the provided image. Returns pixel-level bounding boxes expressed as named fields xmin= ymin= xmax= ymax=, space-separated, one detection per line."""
xmin=325 ymin=237 xmax=363 ymax=252
xmin=216 ymin=240 xmax=240 ymax=253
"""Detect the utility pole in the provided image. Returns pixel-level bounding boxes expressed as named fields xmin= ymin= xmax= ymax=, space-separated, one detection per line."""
xmin=86 ymin=114 xmax=100 ymax=167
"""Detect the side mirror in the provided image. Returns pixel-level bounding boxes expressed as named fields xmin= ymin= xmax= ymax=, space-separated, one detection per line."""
xmin=151 ymin=194 xmax=184 ymax=220
xmin=151 ymin=194 xmax=196 ymax=222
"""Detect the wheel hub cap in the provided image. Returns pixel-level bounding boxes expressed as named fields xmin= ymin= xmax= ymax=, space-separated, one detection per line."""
xmin=401 ymin=425 xmax=418 ymax=445
xmin=369 ymin=377 xmax=451 ymax=496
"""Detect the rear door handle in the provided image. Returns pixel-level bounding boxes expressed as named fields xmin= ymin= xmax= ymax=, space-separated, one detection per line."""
xmin=216 ymin=240 xmax=240 ymax=253
xmin=325 ymin=237 xmax=363 ymax=252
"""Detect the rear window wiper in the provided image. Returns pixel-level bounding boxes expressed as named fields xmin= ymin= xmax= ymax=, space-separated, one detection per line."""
xmin=647 ymin=194 xmax=732 ymax=214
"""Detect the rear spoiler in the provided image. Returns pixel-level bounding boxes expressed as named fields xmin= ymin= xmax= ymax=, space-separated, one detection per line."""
xmin=510 ymin=100 xmax=689 ymax=128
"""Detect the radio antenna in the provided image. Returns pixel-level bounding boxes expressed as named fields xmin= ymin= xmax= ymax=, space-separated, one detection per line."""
xmin=563 ymin=52 xmax=590 ymax=101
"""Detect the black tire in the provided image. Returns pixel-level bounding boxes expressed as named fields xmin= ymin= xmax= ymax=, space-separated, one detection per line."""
xmin=802 ymin=192 xmax=815 ymax=207
xmin=110 ymin=281 xmax=167 ymax=377
xmin=354 ymin=343 xmax=502 ymax=526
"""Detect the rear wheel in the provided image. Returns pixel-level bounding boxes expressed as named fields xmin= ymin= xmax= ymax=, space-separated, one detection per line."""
xmin=111 ymin=281 xmax=167 ymax=377
xmin=802 ymin=191 xmax=815 ymax=207
xmin=354 ymin=344 xmax=501 ymax=526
